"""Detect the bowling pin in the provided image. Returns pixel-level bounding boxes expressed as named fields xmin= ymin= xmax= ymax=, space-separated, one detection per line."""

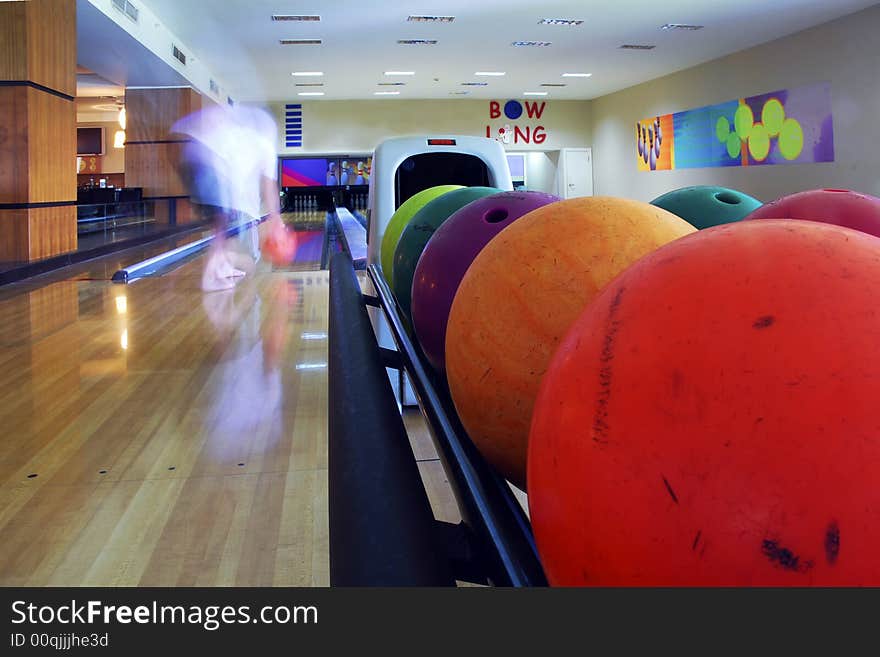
xmin=655 ymin=117 xmax=662 ymax=145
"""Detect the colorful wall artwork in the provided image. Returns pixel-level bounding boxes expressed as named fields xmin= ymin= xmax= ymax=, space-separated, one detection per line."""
xmin=636 ymin=82 xmax=834 ymax=171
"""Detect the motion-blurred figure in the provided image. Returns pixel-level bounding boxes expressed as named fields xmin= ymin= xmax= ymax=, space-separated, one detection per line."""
xmin=173 ymin=103 xmax=284 ymax=291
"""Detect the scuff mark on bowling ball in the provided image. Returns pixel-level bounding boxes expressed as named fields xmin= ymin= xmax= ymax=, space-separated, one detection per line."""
xmin=762 ymin=538 xmax=813 ymax=572
xmin=592 ymin=287 xmax=625 ymax=445
xmin=753 ymin=315 xmax=775 ymax=329
xmin=661 ymin=475 xmax=679 ymax=505
xmin=825 ymin=521 xmax=840 ymax=565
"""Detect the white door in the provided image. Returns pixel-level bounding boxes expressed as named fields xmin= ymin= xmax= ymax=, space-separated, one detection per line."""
xmin=562 ymin=148 xmax=593 ymax=198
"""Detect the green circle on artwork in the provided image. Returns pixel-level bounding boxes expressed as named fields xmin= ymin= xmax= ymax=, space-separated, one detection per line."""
xmin=726 ymin=133 xmax=741 ymax=159
xmin=762 ymin=99 xmax=785 ymax=137
xmin=778 ymin=118 xmax=804 ymax=160
xmin=749 ymin=123 xmax=771 ymax=161
xmin=734 ymin=104 xmax=754 ymax=140
xmin=715 ymin=117 xmax=730 ymax=143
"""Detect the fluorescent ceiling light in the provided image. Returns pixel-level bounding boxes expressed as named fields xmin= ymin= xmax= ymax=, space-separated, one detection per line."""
xmin=475 ymin=71 xmax=505 ymax=76
xmin=298 ymin=92 xmax=325 ymax=96
xmin=385 ymin=71 xmax=415 ymax=76
xmin=374 ymin=91 xmax=401 ymax=96
xmin=562 ymin=72 xmax=592 ymax=77
xmin=523 ymin=91 xmax=548 ymax=96
xmin=292 ymin=71 xmax=323 ymax=76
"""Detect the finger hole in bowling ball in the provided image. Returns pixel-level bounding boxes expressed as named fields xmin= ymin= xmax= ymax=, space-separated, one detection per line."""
xmin=483 ymin=208 xmax=509 ymax=224
xmin=714 ymin=191 xmax=741 ymax=205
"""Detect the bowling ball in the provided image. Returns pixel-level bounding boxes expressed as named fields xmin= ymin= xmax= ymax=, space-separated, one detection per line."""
xmin=445 ymin=197 xmax=695 ymax=490
xmin=391 ymin=186 xmax=501 ymax=320
xmin=261 ymin=224 xmax=298 ymax=266
xmin=411 ymin=190 xmax=559 ymax=373
xmin=380 ymin=185 xmax=462 ymax=284
xmin=742 ymin=188 xmax=880 ymax=237
xmin=529 ymin=219 xmax=880 ymax=586
xmin=651 ymin=185 xmax=762 ymax=229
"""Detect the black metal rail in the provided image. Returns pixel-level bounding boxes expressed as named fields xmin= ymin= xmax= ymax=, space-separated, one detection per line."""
xmin=328 ymin=249 xmax=547 ymax=586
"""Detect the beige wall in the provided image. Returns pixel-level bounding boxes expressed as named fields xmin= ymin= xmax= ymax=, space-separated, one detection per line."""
xmin=590 ymin=5 xmax=880 ymax=203
xmin=77 ymin=121 xmax=125 ymax=173
xmin=269 ymin=99 xmax=590 ymax=195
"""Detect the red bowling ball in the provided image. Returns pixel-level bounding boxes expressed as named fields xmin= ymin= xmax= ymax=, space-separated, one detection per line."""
xmin=411 ymin=190 xmax=559 ymax=373
xmin=743 ymin=188 xmax=880 ymax=237
xmin=528 ymin=219 xmax=880 ymax=586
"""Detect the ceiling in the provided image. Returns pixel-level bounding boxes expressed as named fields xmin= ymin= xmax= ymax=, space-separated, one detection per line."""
xmin=119 ymin=0 xmax=877 ymax=102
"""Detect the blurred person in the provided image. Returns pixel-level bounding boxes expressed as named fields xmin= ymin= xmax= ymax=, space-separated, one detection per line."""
xmin=173 ymin=103 xmax=288 ymax=291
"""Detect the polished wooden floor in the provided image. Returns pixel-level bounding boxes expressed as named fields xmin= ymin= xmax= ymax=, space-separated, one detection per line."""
xmin=0 ymin=214 xmax=329 ymax=586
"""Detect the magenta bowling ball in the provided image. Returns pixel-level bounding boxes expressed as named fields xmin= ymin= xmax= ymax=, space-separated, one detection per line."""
xmin=743 ymin=188 xmax=880 ymax=238
xmin=411 ymin=190 xmax=560 ymax=373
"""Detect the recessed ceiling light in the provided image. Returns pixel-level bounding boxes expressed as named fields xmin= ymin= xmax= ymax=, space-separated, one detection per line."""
xmin=538 ymin=18 xmax=583 ymax=26
xmin=620 ymin=44 xmax=656 ymax=50
xmin=397 ymin=39 xmax=437 ymax=45
xmin=385 ymin=71 xmax=415 ymax=76
xmin=292 ymin=71 xmax=323 ymax=76
xmin=374 ymin=91 xmax=400 ymax=96
xmin=280 ymin=39 xmax=322 ymax=45
xmin=272 ymin=15 xmax=320 ymax=22
xmin=298 ymin=91 xmax=325 ymax=96
xmin=475 ymin=71 xmax=505 ymax=76
xmin=523 ymin=91 xmax=548 ymax=96
xmin=407 ymin=15 xmax=455 ymax=23
xmin=562 ymin=72 xmax=592 ymax=78
xmin=512 ymin=41 xmax=552 ymax=47
xmin=660 ymin=23 xmax=703 ymax=31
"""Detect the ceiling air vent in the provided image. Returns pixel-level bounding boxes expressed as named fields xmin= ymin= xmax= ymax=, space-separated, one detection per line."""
xmin=378 ymin=82 xmax=406 ymax=86
xmin=272 ymin=15 xmax=321 ymax=22
xmin=397 ymin=39 xmax=438 ymax=45
xmin=538 ymin=18 xmax=583 ymax=26
xmin=172 ymin=45 xmax=186 ymax=65
xmin=461 ymin=82 xmax=488 ymax=87
xmin=295 ymin=83 xmax=324 ymax=87
xmin=620 ymin=44 xmax=656 ymax=50
xmin=660 ymin=23 xmax=703 ymax=31
xmin=209 ymin=79 xmax=219 ymax=94
xmin=112 ymin=0 xmax=139 ymax=23
xmin=512 ymin=41 xmax=552 ymax=47
xmin=407 ymin=15 xmax=455 ymax=23
xmin=541 ymin=83 xmax=567 ymax=87
xmin=280 ymin=39 xmax=323 ymax=45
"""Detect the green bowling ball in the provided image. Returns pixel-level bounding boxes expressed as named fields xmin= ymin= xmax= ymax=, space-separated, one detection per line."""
xmin=392 ymin=186 xmax=502 ymax=320
xmin=651 ymin=185 xmax=762 ymax=229
xmin=380 ymin=185 xmax=462 ymax=284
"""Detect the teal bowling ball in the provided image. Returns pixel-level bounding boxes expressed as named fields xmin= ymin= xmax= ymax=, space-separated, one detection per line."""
xmin=392 ymin=186 xmax=501 ymax=320
xmin=651 ymin=185 xmax=762 ymax=229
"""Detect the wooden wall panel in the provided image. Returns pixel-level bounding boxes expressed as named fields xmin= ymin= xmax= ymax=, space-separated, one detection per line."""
xmin=27 ymin=206 xmax=77 ymax=261
xmin=125 ymin=142 xmax=187 ymax=197
xmin=26 ymin=0 xmax=77 ymax=97
xmin=126 ymin=88 xmax=202 ymax=142
xmin=0 ymin=86 xmax=29 ymax=203
xmin=0 ymin=3 xmax=28 ymax=82
xmin=28 ymin=88 xmax=76 ymax=203
xmin=0 ymin=209 xmax=30 ymax=262
xmin=0 ymin=206 xmax=77 ymax=262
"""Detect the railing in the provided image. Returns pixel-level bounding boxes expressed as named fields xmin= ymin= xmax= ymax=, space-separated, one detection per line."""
xmin=328 ymin=250 xmax=548 ymax=587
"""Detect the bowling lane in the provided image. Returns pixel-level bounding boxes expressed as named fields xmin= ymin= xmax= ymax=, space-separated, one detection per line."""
xmin=0 ymin=215 xmax=329 ymax=586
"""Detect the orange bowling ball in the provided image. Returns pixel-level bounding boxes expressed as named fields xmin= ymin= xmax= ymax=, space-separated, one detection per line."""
xmin=529 ymin=219 xmax=880 ymax=586
xmin=262 ymin=224 xmax=298 ymax=266
xmin=445 ymin=196 xmax=695 ymax=490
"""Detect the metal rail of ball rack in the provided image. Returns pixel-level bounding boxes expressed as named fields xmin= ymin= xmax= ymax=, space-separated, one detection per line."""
xmin=329 ymin=250 xmax=547 ymax=586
